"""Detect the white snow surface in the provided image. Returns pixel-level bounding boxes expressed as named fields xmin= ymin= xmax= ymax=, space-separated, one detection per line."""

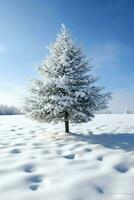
xmin=0 ymin=114 xmax=134 ymax=200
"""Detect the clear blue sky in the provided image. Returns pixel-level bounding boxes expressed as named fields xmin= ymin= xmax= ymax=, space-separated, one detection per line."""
xmin=0 ymin=0 xmax=134 ymax=113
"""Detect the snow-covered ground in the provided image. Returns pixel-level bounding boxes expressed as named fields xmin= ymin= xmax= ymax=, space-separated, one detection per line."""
xmin=0 ymin=114 xmax=134 ymax=200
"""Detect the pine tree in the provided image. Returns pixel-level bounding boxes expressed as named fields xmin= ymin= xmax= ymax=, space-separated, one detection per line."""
xmin=24 ymin=24 xmax=111 ymax=133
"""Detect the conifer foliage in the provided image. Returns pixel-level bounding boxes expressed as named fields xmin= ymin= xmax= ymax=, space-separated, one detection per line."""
xmin=25 ymin=24 xmax=111 ymax=133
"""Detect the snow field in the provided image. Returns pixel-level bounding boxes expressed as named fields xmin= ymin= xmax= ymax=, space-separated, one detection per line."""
xmin=0 ymin=114 xmax=134 ymax=200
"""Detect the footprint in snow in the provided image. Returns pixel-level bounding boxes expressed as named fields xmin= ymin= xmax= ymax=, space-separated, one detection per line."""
xmin=10 ymin=129 xmax=16 ymax=132
xmin=96 ymin=156 xmax=103 ymax=161
xmin=114 ymin=164 xmax=128 ymax=173
xmin=28 ymin=175 xmax=42 ymax=183
xmin=84 ymin=148 xmax=92 ymax=152
xmin=29 ymin=184 xmax=38 ymax=191
xmin=96 ymin=186 xmax=104 ymax=194
xmin=23 ymin=164 xmax=34 ymax=173
xmin=27 ymin=175 xmax=43 ymax=191
xmin=63 ymin=154 xmax=75 ymax=160
xmin=10 ymin=148 xmax=21 ymax=154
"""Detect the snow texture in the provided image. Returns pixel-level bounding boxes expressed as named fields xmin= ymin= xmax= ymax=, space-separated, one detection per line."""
xmin=0 ymin=114 xmax=134 ymax=200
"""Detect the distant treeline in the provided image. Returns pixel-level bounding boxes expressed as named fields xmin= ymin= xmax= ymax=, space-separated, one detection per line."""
xmin=0 ymin=105 xmax=22 ymax=115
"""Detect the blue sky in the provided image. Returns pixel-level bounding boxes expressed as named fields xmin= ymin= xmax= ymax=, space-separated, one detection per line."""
xmin=0 ymin=0 xmax=134 ymax=113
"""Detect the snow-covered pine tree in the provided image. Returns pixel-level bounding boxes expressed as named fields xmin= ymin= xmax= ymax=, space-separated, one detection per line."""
xmin=24 ymin=24 xmax=111 ymax=133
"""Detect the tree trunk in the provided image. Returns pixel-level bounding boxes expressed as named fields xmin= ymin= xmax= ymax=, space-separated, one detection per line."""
xmin=64 ymin=111 xmax=69 ymax=133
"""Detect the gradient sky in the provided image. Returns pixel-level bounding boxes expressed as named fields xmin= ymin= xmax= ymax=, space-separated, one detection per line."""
xmin=0 ymin=0 xmax=134 ymax=113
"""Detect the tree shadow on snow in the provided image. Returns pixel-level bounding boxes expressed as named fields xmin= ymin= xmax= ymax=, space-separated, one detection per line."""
xmin=70 ymin=132 xmax=134 ymax=151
